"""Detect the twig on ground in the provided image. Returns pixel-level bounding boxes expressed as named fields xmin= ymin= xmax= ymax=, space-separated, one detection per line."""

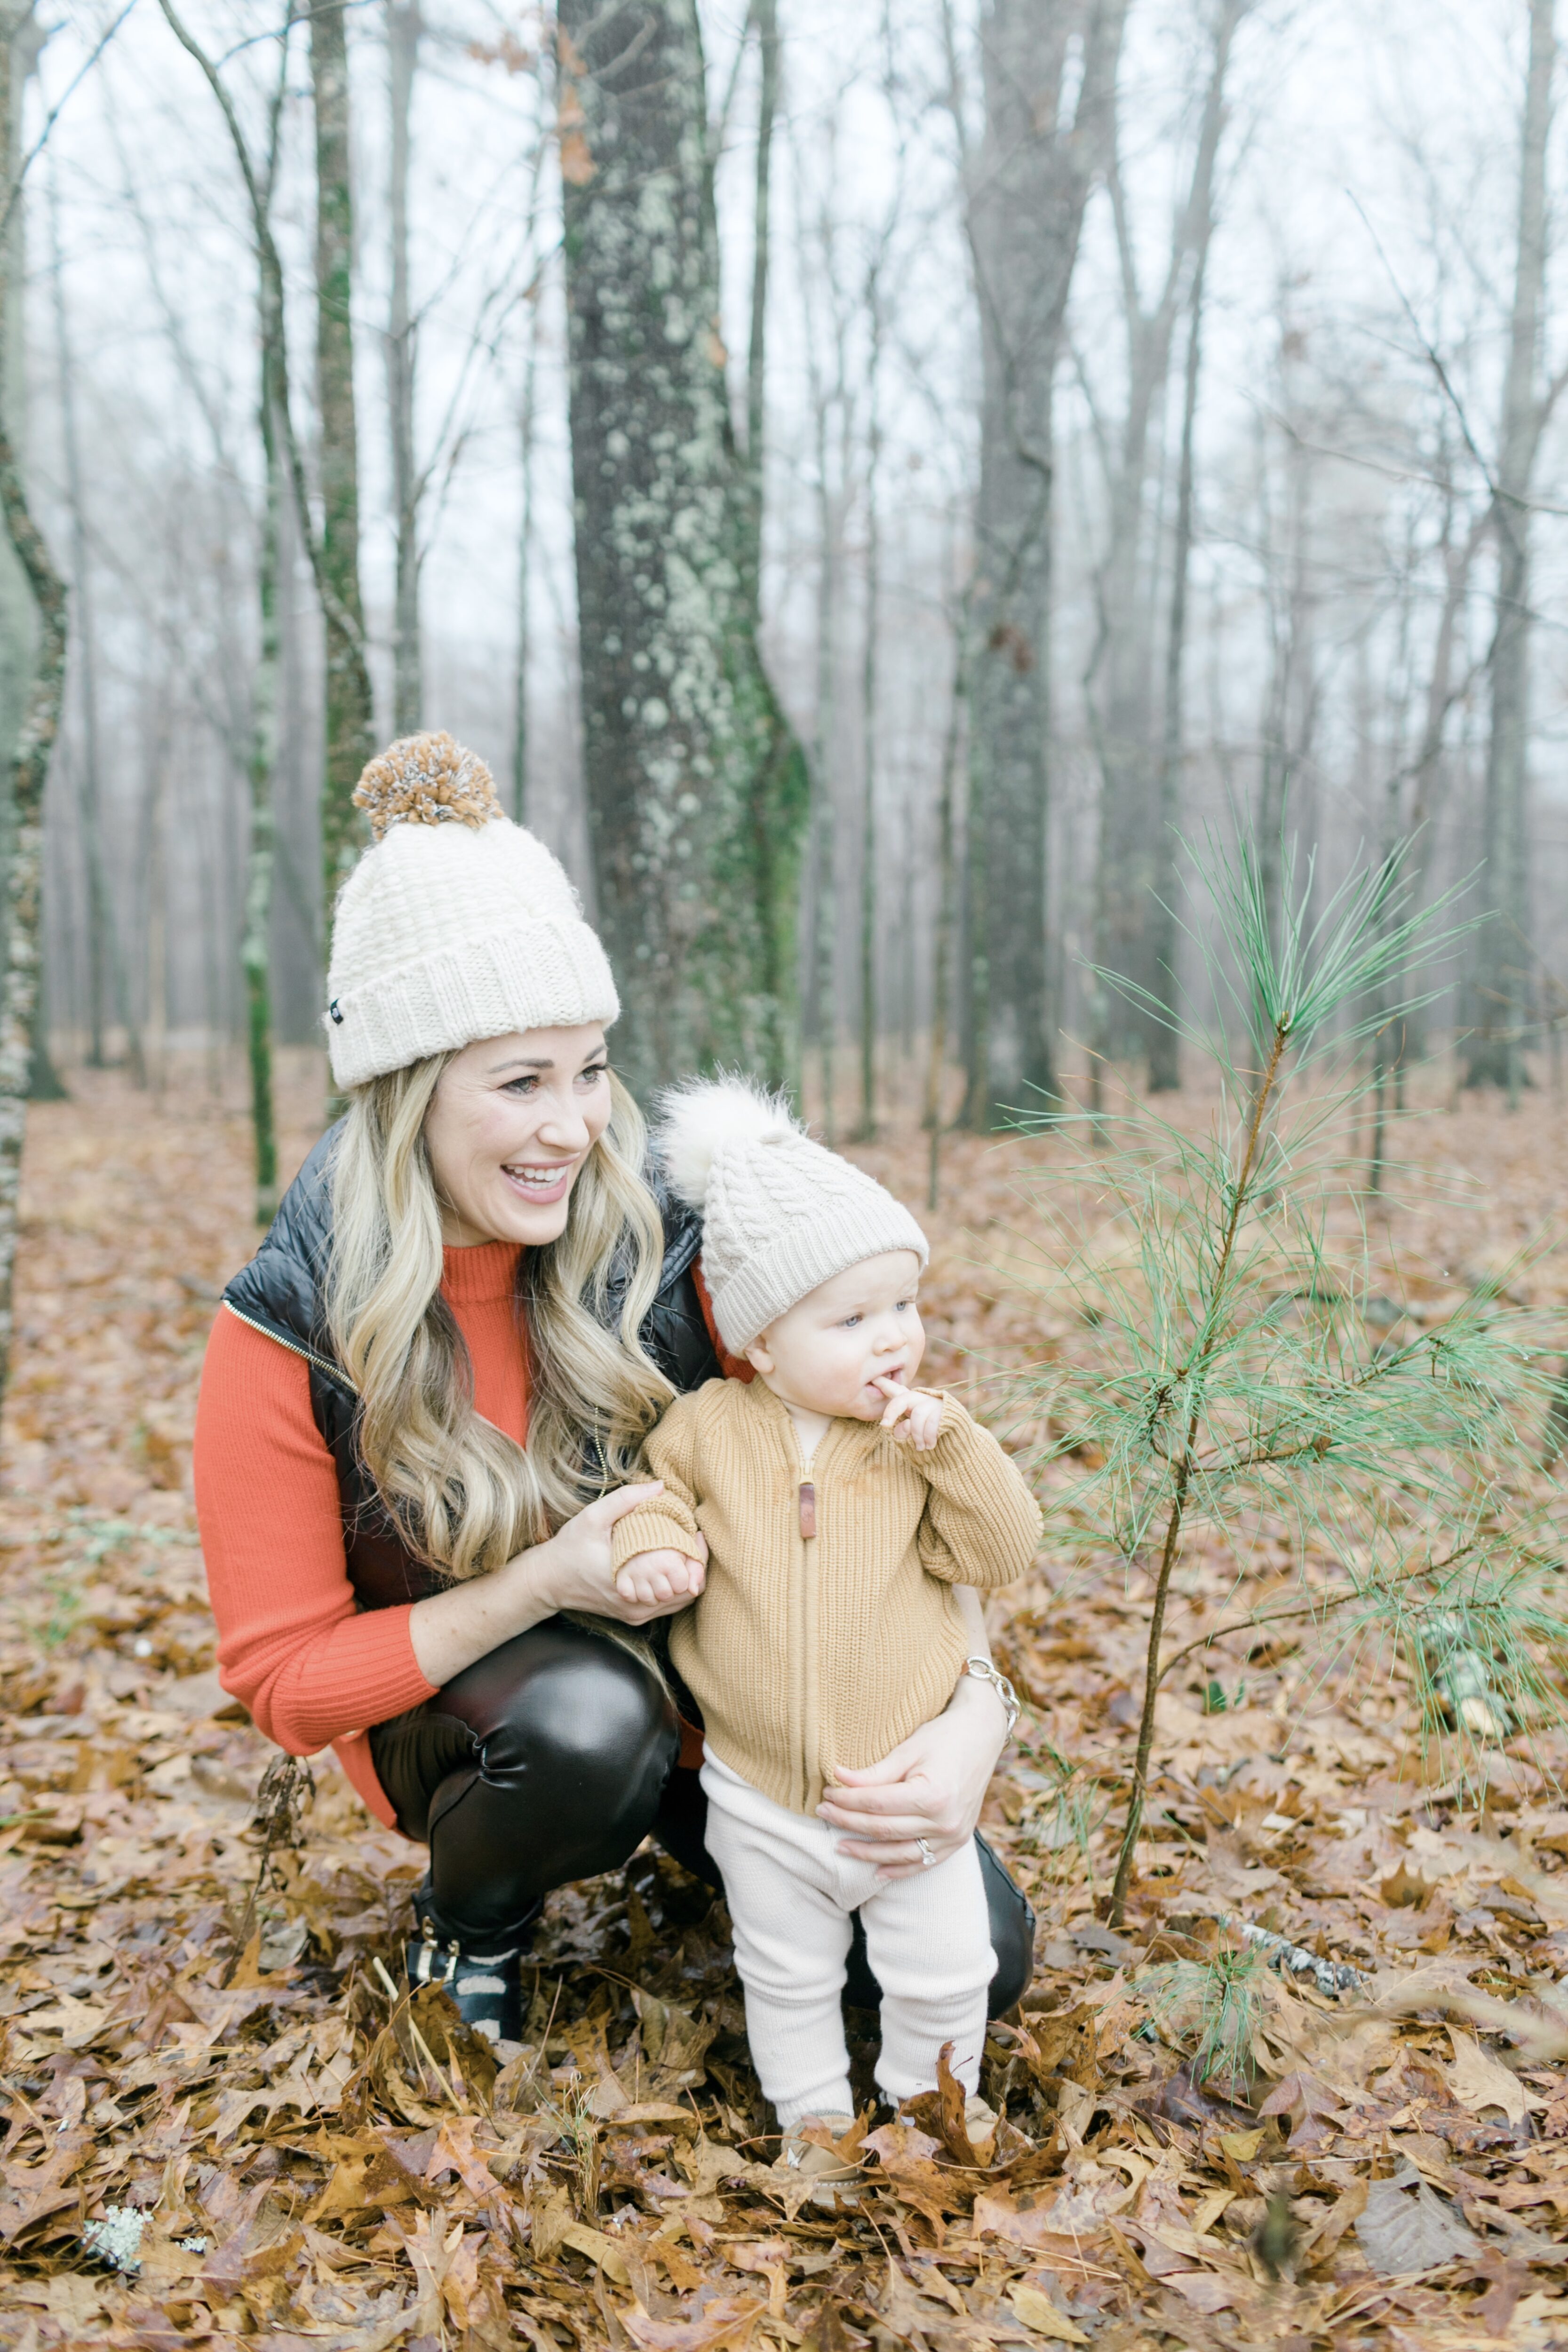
xmin=1223 ymin=1915 xmax=1364 ymax=1996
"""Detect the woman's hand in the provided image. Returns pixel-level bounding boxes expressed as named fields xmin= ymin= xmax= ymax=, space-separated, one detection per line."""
xmin=537 ymin=1486 xmax=708 ymax=1626
xmin=409 ymin=1484 xmax=708 ymax=1687
xmin=816 ymin=1670 xmax=1009 ymax=1881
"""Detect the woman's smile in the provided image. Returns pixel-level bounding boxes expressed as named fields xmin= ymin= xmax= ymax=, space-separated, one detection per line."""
xmin=500 ymin=1159 xmax=578 ymax=1203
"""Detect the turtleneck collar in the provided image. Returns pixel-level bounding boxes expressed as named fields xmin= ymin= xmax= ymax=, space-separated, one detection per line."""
xmin=440 ymin=1238 xmax=524 ymax=1306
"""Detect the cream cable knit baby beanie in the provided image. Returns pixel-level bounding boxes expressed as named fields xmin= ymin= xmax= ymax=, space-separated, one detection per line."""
xmin=656 ymin=1077 xmax=929 ymax=1352
xmin=325 ymin=732 xmax=620 ymax=1088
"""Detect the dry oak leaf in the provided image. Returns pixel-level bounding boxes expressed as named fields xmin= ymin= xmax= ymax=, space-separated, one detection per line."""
xmin=559 ymin=2219 xmax=632 ymax=2284
xmin=1444 ymin=2033 xmax=1546 ymax=2126
xmin=1009 ymin=2283 xmax=1089 ymax=2343
xmin=1162 ymin=2271 xmax=1243 ymax=2313
xmin=621 ymin=2293 xmax=768 ymax=2352
xmin=1381 ymin=1862 xmax=1437 ymax=1911
xmin=424 ymin=2113 xmax=505 ymax=2201
xmin=1353 ymin=2160 xmax=1480 ymax=2277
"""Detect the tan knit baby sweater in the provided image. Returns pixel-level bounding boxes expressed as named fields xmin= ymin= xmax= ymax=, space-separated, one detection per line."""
xmin=611 ymin=1375 xmax=1042 ymax=1813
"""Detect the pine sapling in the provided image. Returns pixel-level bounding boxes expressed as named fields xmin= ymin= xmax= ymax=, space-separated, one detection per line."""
xmin=1002 ymin=837 xmax=1560 ymax=1930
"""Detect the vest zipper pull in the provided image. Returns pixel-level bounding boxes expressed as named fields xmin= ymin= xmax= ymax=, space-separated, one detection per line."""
xmin=798 ymin=1480 xmax=816 ymax=1540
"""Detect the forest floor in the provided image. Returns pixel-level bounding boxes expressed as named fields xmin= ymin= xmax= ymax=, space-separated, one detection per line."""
xmin=2 ymin=1061 xmax=1568 ymax=2349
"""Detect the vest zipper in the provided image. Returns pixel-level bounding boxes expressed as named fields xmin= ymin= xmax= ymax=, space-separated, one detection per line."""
xmin=222 ymin=1299 xmax=357 ymax=1392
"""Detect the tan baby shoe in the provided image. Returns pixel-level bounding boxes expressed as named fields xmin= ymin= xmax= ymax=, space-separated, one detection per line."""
xmin=780 ymin=2113 xmax=864 ymax=2209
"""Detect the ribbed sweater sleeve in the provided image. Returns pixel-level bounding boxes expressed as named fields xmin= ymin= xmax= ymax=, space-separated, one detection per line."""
xmin=193 ymin=1310 xmax=438 ymax=1774
xmin=915 ymin=1395 xmax=1043 ymax=1589
xmin=612 ymin=1390 xmax=708 ymax=1568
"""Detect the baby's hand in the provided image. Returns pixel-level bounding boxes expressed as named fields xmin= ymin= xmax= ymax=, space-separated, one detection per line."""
xmin=614 ymin=1549 xmax=706 ymax=1609
xmin=873 ymin=1378 xmax=943 ymax=1451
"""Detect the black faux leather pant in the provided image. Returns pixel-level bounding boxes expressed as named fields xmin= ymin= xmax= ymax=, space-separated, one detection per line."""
xmin=369 ymin=1618 xmax=1035 ymax=2015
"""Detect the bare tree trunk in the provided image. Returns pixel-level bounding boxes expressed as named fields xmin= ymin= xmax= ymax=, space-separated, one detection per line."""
xmin=157 ymin=0 xmax=292 ymax=1222
xmin=559 ymin=0 xmax=808 ymax=1096
xmin=732 ymin=0 xmax=810 ymax=1091
xmin=809 ymin=385 xmax=840 ymax=1144
xmin=1463 ymin=0 xmax=1556 ymax=1098
xmin=1253 ymin=362 xmax=1319 ymax=973
xmin=387 ymin=0 xmax=422 ymax=737
xmin=961 ymin=0 xmax=1125 ymax=1130
xmin=1089 ymin=0 xmax=1244 ymax=1082
xmin=512 ymin=302 xmax=537 ymax=824
xmin=144 ymin=749 xmax=168 ymax=1100
xmin=311 ymin=0 xmax=372 ymax=944
xmin=925 ymin=607 xmax=968 ymax=1208
xmin=0 ymin=0 xmax=69 ymax=1398
xmin=855 ymin=265 xmax=883 ymax=1141
xmin=1146 ymin=230 xmax=1216 ymax=1091
xmin=47 ymin=169 xmax=141 ymax=1083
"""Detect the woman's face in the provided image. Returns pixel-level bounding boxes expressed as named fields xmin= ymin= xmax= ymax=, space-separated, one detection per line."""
xmin=423 ymin=1025 xmax=613 ymax=1248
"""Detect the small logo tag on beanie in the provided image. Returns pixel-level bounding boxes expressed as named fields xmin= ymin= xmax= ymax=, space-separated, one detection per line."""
xmin=328 ymin=1000 xmax=344 ymax=1025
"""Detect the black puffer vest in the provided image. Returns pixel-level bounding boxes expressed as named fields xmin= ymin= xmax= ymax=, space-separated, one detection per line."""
xmin=222 ymin=1123 xmax=722 ymax=1611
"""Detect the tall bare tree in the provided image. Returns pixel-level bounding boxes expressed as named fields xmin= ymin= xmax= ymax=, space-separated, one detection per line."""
xmin=48 ymin=166 xmax=140 ymax=1081
xmin=0 ymin=0 xmax=70 ymax=1393
xmin=1085 ymin=0 xmax=1247 ymax=1086
xmin=1145 ymin=225 xmax=1210 ymax=1094
xmin=158 ymin=0 xmax=296 ymax=1222
xmin=387 ymin=0 xmax=422 ymax=737
xmin=558 ymin=0 xmax=807 ymax=1095
xmin=1463 ymin=0 xmax=1558 ymax=1096
xmin=960 ymin=0 xmax=1125 ymax=1129
xmin=311 ymin=0 xmax=372 ymax=936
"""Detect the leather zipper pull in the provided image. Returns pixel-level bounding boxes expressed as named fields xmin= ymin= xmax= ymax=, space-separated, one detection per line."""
xmin=798 ymin=1480 xmax=816 ymax=1540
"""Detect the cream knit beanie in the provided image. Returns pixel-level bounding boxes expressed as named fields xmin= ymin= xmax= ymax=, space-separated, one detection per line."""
xmin=656 ymin=1077 xmax=929 ymax=1352
xmin=324 ymin=732 xmax=620 ymax=1088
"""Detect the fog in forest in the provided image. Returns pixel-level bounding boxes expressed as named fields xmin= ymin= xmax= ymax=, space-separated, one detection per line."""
xmin=9 ymin=0 xmax=1568 ymax=1150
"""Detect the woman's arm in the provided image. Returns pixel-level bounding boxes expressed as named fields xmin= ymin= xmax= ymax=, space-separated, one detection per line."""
xmin=195 ymin=1311 xmax=438 ymax=1753
xmin=406 ymin=1481 xmax=690 ymax=1686
xmin=816 ymin=1583 xmax=1012 ymax=1880
xmin=196 ymin=1311 xmax=695 ymax=1739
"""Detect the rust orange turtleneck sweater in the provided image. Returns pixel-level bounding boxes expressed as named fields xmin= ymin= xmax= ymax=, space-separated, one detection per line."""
xmin=193 ymin=1240 xmax=530 ymax=1826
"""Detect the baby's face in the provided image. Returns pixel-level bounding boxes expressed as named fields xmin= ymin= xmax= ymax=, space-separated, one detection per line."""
xmin=745 ymin=1250 xmax=925 ymax=1420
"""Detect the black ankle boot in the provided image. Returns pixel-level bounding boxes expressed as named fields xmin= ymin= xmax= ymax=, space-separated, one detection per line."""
xmin=406 ymin=1899 xmax=538 ymax=2044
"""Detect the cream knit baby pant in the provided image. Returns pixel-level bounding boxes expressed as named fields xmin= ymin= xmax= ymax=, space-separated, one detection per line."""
xmin=700 ymin=1752 xmax=995 ymax=2128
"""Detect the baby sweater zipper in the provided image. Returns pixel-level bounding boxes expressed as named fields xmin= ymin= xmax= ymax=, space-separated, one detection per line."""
xmin=793 ymin=1437 xmax=822 ymax=1814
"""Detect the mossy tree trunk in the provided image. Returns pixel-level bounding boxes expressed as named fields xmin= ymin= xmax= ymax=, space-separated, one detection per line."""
xmin=311 ymin=0 xmax=373 ymax=942
xmin=962 ymin=0 xmax=1124 ymax=1130
xmin=558 ymin=0 xmax=807 ymax=1098
xmin=0 ymin=0 xmax=69 ymax=1396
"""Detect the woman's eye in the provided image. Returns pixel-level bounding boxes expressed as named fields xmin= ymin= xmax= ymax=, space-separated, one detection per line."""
xmin=504 ymin=1076 xmax=539 ymax=1097
xmin=579 ymin=1065 xmax=609 ymax=1087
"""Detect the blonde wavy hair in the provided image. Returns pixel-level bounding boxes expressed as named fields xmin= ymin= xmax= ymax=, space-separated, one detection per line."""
xmin=325 ymin=1058 xmax=674 ymax=1582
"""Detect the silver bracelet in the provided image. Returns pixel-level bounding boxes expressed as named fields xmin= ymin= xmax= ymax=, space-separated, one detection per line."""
xmin=964 ymin=1655 xmax=1020 ymax=1739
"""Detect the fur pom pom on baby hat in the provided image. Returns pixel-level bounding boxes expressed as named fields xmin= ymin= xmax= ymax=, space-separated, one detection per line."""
xmin=655 ymin=1076 xmax=929 ymax=1352
xmin=324 ymin=731 xmax=619 ymax=1087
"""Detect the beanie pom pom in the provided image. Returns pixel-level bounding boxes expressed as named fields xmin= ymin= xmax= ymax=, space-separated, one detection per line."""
xmin=353 ymin=731 xmax=503 ymax=841
xmin=654 ymin=1075 xmax=801 ymax=1211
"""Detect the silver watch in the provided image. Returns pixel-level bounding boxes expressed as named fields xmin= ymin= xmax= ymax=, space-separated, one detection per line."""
xmin=964 ymin=1655 xmax=1020 ymax=1738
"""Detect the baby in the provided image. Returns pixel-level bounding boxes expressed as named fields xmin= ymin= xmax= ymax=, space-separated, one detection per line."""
xmin=611 ymin=1080 xmax=1041 ymax=2172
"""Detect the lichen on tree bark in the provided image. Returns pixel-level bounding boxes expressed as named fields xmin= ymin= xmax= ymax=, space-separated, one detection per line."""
xmin=0 ymin=1 xmax=68 ymax=1398
xmin=559 ymin=0 xmax=806 ymax=1097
